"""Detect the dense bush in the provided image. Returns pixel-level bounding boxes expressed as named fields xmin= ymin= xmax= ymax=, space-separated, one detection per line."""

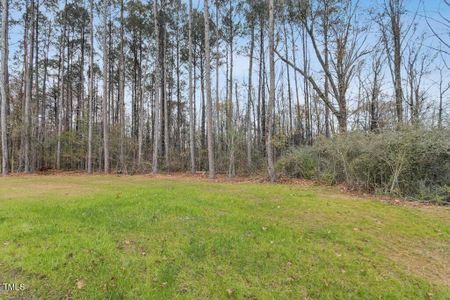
xmin=276 ymin=147 xmax=317 ymax=179
xmin=276 ymin=128 xmax=450 ymax=203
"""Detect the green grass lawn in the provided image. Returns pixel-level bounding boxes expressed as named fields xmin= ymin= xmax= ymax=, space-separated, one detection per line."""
xmin=0 ymin=175 xmax=449 ymax=299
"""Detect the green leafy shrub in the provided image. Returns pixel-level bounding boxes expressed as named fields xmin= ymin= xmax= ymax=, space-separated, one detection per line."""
xmin=276 ymin=147 xmax=317 ymax=179
xmin=276 ymin=128 xmax=450 ymax=203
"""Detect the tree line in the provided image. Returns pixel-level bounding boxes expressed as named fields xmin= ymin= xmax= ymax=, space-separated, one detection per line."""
xmin=0 ymin=0 xmax=449 ymax=180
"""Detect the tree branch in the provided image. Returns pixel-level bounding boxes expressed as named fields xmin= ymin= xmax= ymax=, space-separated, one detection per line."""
xmin=274 ymin=48 xmax=339 ymax=116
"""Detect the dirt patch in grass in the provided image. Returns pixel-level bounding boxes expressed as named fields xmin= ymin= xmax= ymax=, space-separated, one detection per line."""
xmin=386 ymin=238 xmax=450 ymax=287
xmin=0 ymin=263 xmax=42 ymax=298
xmin=0 ymin=181 xmax=98 ymax=201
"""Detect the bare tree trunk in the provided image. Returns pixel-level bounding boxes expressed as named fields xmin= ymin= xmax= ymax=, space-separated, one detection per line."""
xmin=380 ymin=0 xmax=404 ymax=125
xmin=119 ymin=0 xmax=126 ymax=173
xmin=437 ymin=67 xmax=449 ymax=129
xmin=283 ymin=21 xmax=293 ymax=137
xmin=163 ymin=30 xmax=169 ymax=169
xmin=87 ymin=0 xmax=94 ymax=174
xmin=391 ymin=0 xmax=403 ymax=125
xmin=227 ymin=0 xmax=235 ymax=178
xmin=257 ymin=21 xmax=264 ymax=146
xmin=260 ymin=21 xmax=266 ymax=147
xmin=137 ymin=35 xmax=143 ymax=168
xmin=152 ymin=0 xmax=161 ymax=174
xmin=102 ymin=0 xmax=109 ymax=173
xmin=204 ymin=0 xmax=215 ymax=178
xmin=246 ymin=16 xmax=255 ymax=170
xmin=175 ymin=9 xmax=181 ymax=153
xmin=323 ymin=1 xmax=330 ymax=138
xmin=370 ymin=53 xmax=382 ymax=131
xmin=24 ymin=0 xmax=35 ymax=173
xmin=301 ymin=27 xmax=311 ymax=144
xmin=200 ymin=56 xmax=206 ymax=156
xmin=76 ymin=27 xmax=85 ymax=135
xmin=40 ymin=28 xmax=50 ymax=170
xmin=33 ymin=0 xmax=40 ymax=170
xmin=0 ymin=0 xmax=8 ymax=175
xmin=56 ymin=6 xmax=66 ymax=170
xmin=290 ymin=24 xmax=301 ymax=138
xmin=188 ymin=0 xmax=195 ymax=173
xmin=225 ymin=45 xmax=229 ymax=151
xmin=215 ymin=2 xmax=220 ymax=149
xmin=267 ymin=0 xmax=276 ymax=182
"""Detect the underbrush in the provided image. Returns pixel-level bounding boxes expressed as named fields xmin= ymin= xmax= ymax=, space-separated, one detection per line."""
xmin=276 ymin=128 xmax=450 ymax=203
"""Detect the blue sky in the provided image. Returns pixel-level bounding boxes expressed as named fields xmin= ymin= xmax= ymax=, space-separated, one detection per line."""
xmin=7 ymin=0 xmax=449 ymax=80
xmin=4 ymin=0 xmax=450 ymax=124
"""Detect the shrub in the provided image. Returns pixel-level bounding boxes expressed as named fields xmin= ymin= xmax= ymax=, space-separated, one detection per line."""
xmin=276 ymin=147 xmax=317 ymax=179
xmin=276 ymin=128 xmax=450 ymax=203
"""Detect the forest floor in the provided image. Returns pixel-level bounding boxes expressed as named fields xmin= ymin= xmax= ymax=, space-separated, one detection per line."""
xmin=0 ymin=174 xmax=449 ymax=299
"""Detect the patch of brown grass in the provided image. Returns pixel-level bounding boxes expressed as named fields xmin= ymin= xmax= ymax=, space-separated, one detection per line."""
xmin=385 ymin=238 xmax=450 ymax=287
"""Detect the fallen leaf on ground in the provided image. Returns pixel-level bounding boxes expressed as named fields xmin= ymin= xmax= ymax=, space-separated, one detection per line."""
xmin=76 ymin=279 xmax=85 ymax=289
